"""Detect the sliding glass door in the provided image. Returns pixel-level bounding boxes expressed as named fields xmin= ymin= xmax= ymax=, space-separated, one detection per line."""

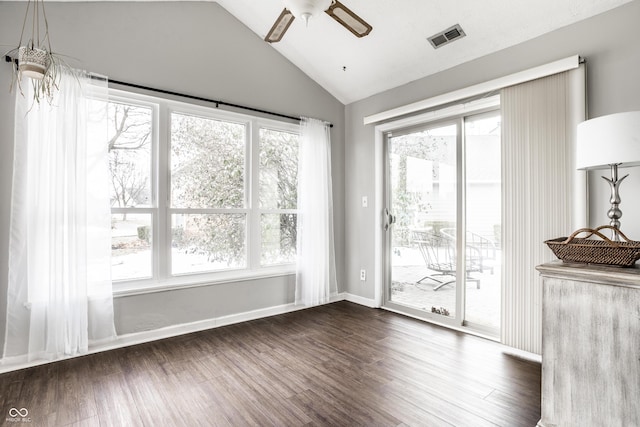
xmin=384 ymin=110 xmax=501 ymax=336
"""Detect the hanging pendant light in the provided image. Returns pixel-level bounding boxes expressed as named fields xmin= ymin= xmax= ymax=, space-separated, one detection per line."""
xmin=6 ymin=0 xmax=67 ymax=104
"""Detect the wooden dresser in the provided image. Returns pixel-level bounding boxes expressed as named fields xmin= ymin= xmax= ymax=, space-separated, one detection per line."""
xmin=536 ymin=261 xmax=640 ymax=427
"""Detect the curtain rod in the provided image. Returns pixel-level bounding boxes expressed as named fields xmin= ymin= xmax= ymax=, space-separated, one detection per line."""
xmin=4 ymin=55 xmax=333 ymax=128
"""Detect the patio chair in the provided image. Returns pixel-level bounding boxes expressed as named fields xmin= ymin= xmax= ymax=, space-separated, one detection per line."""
xmin=412 ymin=230 xmax=481 ymax=291
xmin=441 ymin=228 xmax=497 ymax=274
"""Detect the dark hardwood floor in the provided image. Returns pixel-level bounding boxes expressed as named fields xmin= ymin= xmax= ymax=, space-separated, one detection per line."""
xmin=0 ymin=301 xmax=541 ymax=426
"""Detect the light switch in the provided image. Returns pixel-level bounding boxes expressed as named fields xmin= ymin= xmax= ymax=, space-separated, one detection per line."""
xmin=362 ymin=196 xmax=368 ymax=208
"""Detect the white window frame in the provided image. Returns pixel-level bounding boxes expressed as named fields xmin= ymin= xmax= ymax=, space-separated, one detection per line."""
xmin=107 ymin=89 xmax=299 ymax=295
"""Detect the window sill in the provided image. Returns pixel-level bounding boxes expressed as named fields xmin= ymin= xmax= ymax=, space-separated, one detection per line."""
xmin=112 ymin=266 xmax=296 ymax=298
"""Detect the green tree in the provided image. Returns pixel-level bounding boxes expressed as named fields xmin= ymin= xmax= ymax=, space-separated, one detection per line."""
xmin=170 ymin=113 xmax=246 ymax=264
xmin=259 ymin=128 xmax=298 ymax=263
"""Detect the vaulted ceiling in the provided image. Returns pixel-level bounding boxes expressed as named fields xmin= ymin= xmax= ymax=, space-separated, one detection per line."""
xmin=216 ymin=0 xmax=633 ymax=104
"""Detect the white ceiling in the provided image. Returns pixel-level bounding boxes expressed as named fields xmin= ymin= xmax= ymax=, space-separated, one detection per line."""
xmin=216 ymin=0 xmax=633 ymax=104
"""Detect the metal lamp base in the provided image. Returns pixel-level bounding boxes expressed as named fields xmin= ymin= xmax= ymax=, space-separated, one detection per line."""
xmin=602 ymin=163 xmax=627 ymax=241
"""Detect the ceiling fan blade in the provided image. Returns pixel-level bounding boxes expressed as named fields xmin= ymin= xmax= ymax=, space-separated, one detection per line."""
xmin=265 ymin=8 xmax=295 ymax=43
xmin=325 ymin=0 xmax=372 ymax=38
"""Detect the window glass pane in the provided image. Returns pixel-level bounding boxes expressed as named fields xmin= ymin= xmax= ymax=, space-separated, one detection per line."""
xmin=171 ymin=113 xmax=246 ymax=209
xmin=107 ymin=102 xmax=153 ymax=208
xmin=111 ymin=213 xmax=152 ymax=281
xmin=465 ymin=112 xmax=501 ymax=332
xmin=259 ymin=128 xmax=298 ymax=209
xmin=389 ymin=123 xmax=458 ymax=318
xmin=171 ymin=214 xmax=246 ymax=274
xmin=261 ymin=213 xmax=297 ymax=266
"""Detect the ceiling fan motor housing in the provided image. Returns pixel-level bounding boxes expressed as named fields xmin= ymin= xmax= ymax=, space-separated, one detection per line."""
xmin=284 ymin=0 xmax=332 ymax=24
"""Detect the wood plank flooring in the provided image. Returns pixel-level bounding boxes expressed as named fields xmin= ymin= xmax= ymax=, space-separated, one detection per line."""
xmin=0 ymin=301 xmax=541 ymax=426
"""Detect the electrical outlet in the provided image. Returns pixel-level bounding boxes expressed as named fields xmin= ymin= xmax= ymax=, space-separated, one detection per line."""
xmin=361 ymin=196 xmax=368 ymax=208
xmin=360 ymin=269 xmax=366 ymax=281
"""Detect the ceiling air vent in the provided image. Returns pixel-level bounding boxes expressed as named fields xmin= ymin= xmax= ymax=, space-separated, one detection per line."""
xmin=428 ymin=24 xmax=466 ymax=49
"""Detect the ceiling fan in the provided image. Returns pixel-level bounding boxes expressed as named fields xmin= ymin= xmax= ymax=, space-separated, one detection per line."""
xmin=265 ymin=0 xmax=372 ymax=43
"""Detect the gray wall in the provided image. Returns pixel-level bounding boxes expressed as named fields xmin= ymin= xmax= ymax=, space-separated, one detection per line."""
xmin=344 ymin=0 xmax=640 ymax=300
xmin=0 ymin=2 xmax=346 ymax=340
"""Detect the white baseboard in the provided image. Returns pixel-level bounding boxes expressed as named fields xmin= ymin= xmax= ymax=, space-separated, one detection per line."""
xmin=121 ymin=293 xmax=374 ymax=346
xmin=500 ymin=345 xmax=542 ymax=363
xmin=0 ymin=302 xmax=304 ymax=374
xmin=90 ymin=294 xmax=379 ymax=354
xmin=342 ymin=292 xmax=378 ymax=308
xmin=110 ymin=302 xmax=305 ymax=351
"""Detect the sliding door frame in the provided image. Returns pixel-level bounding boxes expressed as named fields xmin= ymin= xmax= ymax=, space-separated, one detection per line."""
xmin=373 ymin=95 xmax=500 ymax=335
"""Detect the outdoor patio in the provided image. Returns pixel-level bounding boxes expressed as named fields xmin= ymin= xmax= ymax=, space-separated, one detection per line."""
xmin=390 ymin=246 xmax=501 ymax=334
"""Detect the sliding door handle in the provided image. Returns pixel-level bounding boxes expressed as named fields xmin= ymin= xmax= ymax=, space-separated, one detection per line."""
xmin=384 ymin=209 xmax=396 ymax=231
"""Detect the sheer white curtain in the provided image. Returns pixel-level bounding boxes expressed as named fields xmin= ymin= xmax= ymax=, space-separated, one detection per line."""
xmin=3 ymin=70 xmax=116 ymax=364
xmin=295 ymin=117 xmax=337 ymax=306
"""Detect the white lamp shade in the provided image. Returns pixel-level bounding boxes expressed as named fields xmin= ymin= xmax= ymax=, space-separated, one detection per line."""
xmin=576 ymin=111 xmax=640 ymax=170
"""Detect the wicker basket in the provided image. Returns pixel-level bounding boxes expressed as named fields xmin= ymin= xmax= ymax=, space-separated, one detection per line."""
xmin=545 ymin=225 xmax=640 ymax=267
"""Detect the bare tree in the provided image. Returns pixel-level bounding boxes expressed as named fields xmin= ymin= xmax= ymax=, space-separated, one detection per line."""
xmin=108 ymin=104 xmax=151 ymax=152
xmin=106 ymin=103 xmax=152 ymax=217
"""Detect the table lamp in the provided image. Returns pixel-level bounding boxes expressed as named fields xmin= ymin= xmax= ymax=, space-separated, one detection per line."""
xmin=576 ymin=111 xmax=640 ymax=239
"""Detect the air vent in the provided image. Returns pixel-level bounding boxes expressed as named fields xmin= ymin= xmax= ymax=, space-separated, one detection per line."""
xmin=428 ymin=24 xmax=466 ymax=49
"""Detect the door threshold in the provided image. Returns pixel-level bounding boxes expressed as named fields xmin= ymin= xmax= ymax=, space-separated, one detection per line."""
xmin=381 ymin=303 xmax=499 ymax=342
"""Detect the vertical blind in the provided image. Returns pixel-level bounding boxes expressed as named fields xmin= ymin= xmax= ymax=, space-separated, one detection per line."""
xmin=500 ymin=66 xmax=586 ymax=354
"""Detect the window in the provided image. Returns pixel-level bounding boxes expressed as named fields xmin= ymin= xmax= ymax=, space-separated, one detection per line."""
xmin=105 ymin=100 xmax=156 ymax=282
xmin=258 ymin=128 xmax=299 ymax=266
xmin=170 ymin=112 xmax=248 ymax=275
xmin=99 ymin=90 xmax=299 ymax=288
